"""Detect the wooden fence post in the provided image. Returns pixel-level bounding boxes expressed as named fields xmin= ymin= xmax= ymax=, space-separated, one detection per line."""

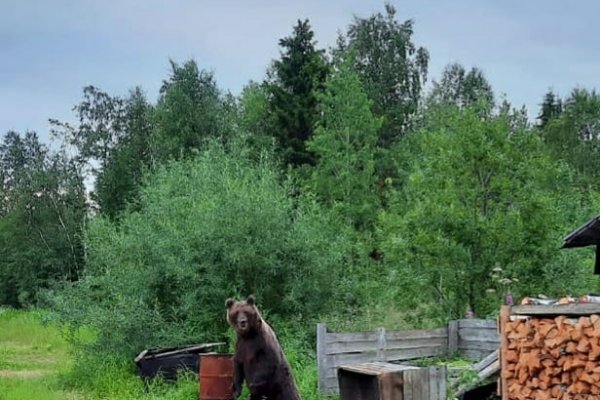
xmin=377 ymin=327 xmax=387 ymax=361
xmin=448 ymin=320 xmax=459 ymax=356
xmin=316 ymin=323 xmax=328 ymax=394
xmin=498 ymin=306 xmax=510 ymax=400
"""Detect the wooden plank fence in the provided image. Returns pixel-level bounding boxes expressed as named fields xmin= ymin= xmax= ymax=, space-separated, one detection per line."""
xmin=457 ymin=319 xmax=500 ymax=361
xmin=317 ymin=319 xmax=500 ymax=396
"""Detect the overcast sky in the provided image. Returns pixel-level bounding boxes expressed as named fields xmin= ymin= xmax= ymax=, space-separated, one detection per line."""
xmin=2 ymin=0 xmax=599 ymax=145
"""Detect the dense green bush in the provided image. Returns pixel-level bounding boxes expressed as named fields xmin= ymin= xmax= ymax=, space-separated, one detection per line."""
xmin=377 ymin=105 xmax=599 ymax=322
xmin=50 ymin=142 xmax=354 ymax=357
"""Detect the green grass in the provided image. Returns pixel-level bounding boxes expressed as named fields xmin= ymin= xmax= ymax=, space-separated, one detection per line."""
xmin=0 ymin=377 xmax=74 ymax=400
xmin=0 ymin=308 xmax=327 ymax=400
xmin=0 ymin=307 xmax=81 ymax=400
xmin=0 ymin=308 xmax=199 ymax=400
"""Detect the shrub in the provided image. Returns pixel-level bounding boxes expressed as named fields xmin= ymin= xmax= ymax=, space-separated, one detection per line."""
xmin=51 ymin=142 xmax=354 ymax=358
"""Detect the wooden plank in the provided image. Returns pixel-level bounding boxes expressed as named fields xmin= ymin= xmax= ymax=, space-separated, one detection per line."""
xmin=458 ymin=346 xmax=498 ymax=361
xmin=386 ymin=345 xmax=447 ymax=361
xmin=325 ymin=338 xmax=447 ymax=355
xmin=404 ymin=368 xmax=414 ymax=400
xmin=324 ymin=367 xmax=337 ymax=380
xmin=472 ymin=349 xmax=498 ymax=372
xmin=416 ymin=368 xmax=428 ymax=399
xmin=459 ymin=348 xmax=496 ymax=361
xmin=391 ymin=334 xmax=448 ymax=343
xmin=429 ymin=367 xmax=437 ymax=400
xmin=386 ymin=327 xmax=447 ymax=340
xmin=325 ymin=340 xmax=379 ymax=354
xmin=459 ymin=325 xmax=500 ymax=333
xmin=437 ymin=367 xmax=447 ymax=400
xmin=459 ymin=334 xmax=499 ymax=345
xmin=458 ymin=319 xmax=498 ymax=329
xmin=377 ymin=327 xmax=387 ymax=361
xmin=316 ymin=323 xmax=328 ymax=395
xmin=448 ymin=320 xmax=458 ymax=355
xmin=499 ymin=306 xmax=510 ymax=400
xmin=325 ymin=330 xmax=378 ymax=343
xmin=386 ymin=340 xmax=448 ymax=352
xmin=329 ymin=351 xmax=380 ymax=366
xmin=387 ymin=336 xmax=447 ymax=349
xmin=322 ymin=376 xmax=339 ymax=395
xmin=479 ymin=359 xmax=500 ymax=381
xmin=459 ymin=337 xmax=499 ymax=348
xmin=510 ymin=303 xmax=600 ymax=316
xmin=458 ymin=327 xmax=500 ymax=342
xmin=410 ymin=367 xmax=431 ymax=400
xmin=428 ymin=367 xmax=446 ymax=400
xmin=458 ymin=342 xmax=498 ymax=354
xmin=339 ymin=362 xmax=418 ymax=375
xmin=458 ymin=339 xmax=499 ymax=352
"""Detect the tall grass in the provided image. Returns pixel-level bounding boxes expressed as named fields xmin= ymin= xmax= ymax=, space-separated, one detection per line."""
xmin=0 ymin=309 xmax=199 ymax=400
xmin=275 ymin=321 xmax=335 ymax=400
xmin=0 ymin=308 xmax=330 ymax=399
xmin=0 ymin=378 xmax=71 ymax=400
xmin=59 ymin=355 xmax=198 ymax=400
xmin=0 ymin=308 xmax=76 ymax=400
xmin=0 ymin=308 xmax=70 ymax=357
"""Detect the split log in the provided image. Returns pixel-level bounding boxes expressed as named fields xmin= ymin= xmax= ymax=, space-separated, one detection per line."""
xmin=501 ymin=311 xmax=600 ymax=399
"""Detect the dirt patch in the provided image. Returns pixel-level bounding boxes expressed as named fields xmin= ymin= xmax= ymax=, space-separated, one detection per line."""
xmin=0 ymin=369 xmax=49 ymax=378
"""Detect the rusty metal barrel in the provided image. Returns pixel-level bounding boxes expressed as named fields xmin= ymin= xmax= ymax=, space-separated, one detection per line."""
xmin=199 ymin=353 xmax=234 ymax=400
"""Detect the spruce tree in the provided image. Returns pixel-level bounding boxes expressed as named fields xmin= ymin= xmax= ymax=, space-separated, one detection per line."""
xmin=267 ymin=19 xmax=329 ymax=167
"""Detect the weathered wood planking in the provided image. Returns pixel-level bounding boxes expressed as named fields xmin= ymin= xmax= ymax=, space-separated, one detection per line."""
xmin=385 ymin=344 xmax=448 ymax=361
xmin=448 ymin=319 xmax=459 ymax=355
xmin=510 ymin=303 xmax=600 ymax=316
xmin=324 ymin=330 xmax=378 ymax=343
xmin=325 ymin=340 xmax=379 ymax=354
xmin=317 ymin=319 xmax=498 ymax=395
xmin=318 ymin=324 xmax=449 ymax=395
xmin=403 ymin=366 xmax=447 ymax=400
xmin=457 ymin=319 xmax=499 ymax=361
xmin=459 ymin=319 xmax=498 ymax=329
xmin=431 ymin=366 xmax=448 ymax=400
xmin=460 ymin=348 xmax=497 ymax=361
xmin=458 ymin=339 xmax=499 ymax=353
xmin=338 ymin=363 xmax=446 ymax=400
xmin=386 ymin=336 xmax=447 ymax=350
xmin=499 ymin=306 xmax=510 ymax=400
xmin=472 ymin=349 xmax=499 ymax=373
xmin=385 ymin=327 xmax=447 ymax=340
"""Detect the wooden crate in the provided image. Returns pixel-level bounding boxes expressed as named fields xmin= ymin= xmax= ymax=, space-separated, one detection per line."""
xmin=337 ymin=362 xmax=446 ymax=400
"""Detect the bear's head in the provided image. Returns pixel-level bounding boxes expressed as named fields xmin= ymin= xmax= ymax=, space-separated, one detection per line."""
xmin=226 ymin=295 xmax=262 ymax=337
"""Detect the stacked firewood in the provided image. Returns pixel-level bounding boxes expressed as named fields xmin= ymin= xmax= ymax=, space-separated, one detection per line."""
xmin=502 ymin=314 xmax=600 ymax=399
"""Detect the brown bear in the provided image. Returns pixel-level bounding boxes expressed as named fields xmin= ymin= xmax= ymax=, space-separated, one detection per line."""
xmin=226 ymin=295 xmax=301 ymax=400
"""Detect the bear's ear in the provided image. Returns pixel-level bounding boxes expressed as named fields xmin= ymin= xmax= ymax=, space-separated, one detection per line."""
xmin=246 ymin=295 xmax=256 ymax=306
xmin=225 ymin=298 xmax=235 ymax=309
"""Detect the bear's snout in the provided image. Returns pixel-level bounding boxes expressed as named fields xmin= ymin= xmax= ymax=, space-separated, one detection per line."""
xmin=237 ymin=313 xmax=248 ymax=330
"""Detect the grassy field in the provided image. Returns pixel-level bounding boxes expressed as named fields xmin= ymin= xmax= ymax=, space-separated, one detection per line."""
xmin=0 ymin=307 xmax=80 ymax=400
xmin=0 ymin=308 xmax=197 ymax=400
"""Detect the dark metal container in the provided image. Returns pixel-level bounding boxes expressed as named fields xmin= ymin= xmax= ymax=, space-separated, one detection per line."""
xmin=134 ymin=342 xmax=224 ymax=382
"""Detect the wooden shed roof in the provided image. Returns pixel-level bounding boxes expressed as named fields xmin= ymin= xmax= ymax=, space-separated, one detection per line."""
xmin=562 ymin=215 xmax=600 ymax=274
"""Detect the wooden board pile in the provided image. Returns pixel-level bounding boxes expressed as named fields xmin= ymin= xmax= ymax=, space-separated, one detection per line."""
xmin=500 ymin=308 xmax=600 ymax=399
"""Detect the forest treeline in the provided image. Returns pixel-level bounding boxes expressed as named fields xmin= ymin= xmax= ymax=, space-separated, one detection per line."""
xmin=2 ymin=5 xmax=600 ymax=357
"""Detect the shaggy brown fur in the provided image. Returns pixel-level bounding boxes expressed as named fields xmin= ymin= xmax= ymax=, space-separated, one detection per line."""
xmin=226 ymin=295 xmax=300 ymax=400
